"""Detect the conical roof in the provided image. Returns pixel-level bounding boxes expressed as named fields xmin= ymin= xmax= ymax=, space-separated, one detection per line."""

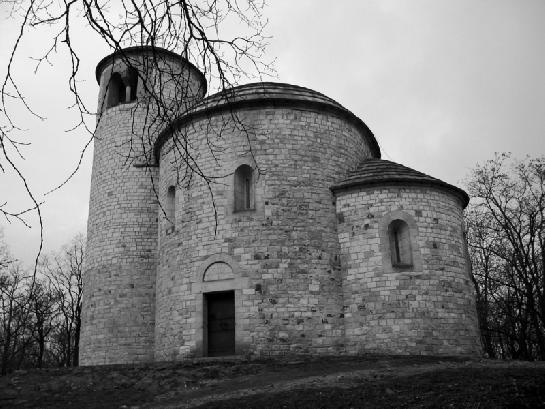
xmin=331 ymin=159 xmax=469 ymax=207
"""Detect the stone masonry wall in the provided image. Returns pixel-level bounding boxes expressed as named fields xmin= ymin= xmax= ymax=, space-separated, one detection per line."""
xmin=82 ymin=50 xmax=481 ymax=363
xmin=336 ymin=185 xmax=481 ymax=356
xmin=154 ymin=106 xmax=375 ymax=360
xmin=80 ymin=54 xmax=205 ymax=365
xmin=80 ymin=103 xmax=159 ymax=365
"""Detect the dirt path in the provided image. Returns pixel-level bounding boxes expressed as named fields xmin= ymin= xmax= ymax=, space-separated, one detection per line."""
xmin=156 ymin=360 xmax=545 ymax=408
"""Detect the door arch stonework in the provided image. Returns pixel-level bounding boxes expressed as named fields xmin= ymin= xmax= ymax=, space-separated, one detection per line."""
xmin=192 ymin=254 xmax=250 ymax=356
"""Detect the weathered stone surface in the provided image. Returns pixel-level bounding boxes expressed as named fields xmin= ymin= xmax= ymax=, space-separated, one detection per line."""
xmin=80 ymin=47 xmax=206 ymax=366
xmin=81 ymin=47 xmax=481 ymax=365
xmin=154 ymin=104 xmax=373 ymax=360
xmin=335 ymin=185 xmax=480 ymax=356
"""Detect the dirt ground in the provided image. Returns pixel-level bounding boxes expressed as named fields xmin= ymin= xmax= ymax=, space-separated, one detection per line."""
xmin=1 ymin=355 xmax=544 ymax=408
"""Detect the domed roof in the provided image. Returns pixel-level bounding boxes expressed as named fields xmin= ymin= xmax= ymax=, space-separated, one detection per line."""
xmin=199 ymin=82 xmax=345 ymax=109
xmin=154 ymin=82 xmax=380 ymax=160
xmin=331 ymin=159 xmax=469 ymax=207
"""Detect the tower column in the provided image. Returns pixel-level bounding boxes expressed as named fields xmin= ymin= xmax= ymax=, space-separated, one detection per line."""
xmin=80 ymin=47 xmax=206 ymax=365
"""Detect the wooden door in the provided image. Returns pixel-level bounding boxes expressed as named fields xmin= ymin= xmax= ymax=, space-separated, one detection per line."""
xmin=206 ymin=291 xmax=235 ymax=356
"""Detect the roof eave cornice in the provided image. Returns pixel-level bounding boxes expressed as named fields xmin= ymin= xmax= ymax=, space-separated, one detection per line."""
xmin=153 ymin=93 xmax=381 ymax=162
xmin=331 ymin=178 xmax=470 ymax=208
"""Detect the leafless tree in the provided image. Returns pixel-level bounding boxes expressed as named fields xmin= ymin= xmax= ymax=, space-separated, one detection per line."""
xmin=0 ymin=233 xmax=85 ymax=374
xmin=27 ymin=279 xmax=58 ymax=368
xmin=1 ymin=0 xmax=273 ymax=263
xmin=0 ymin=229 xmax=13 ymax=271
xmin=466 ymin=153 xmax=545 ymax=360
xmin=43 ymin=234 xmax=84 ymax=367
xmin=0 ymin=263 xmax=33 ymax=375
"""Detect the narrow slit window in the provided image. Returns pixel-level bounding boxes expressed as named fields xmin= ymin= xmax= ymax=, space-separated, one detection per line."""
xmin=166 ymin=186 xmax=176 ymax=226
xmin=394 ymin=229 xmax=401 ymax=264
xmin=388 ymin=219 xmax=412 ymax=267
xmin=234 ymin=165 xmax=254 ymax=212
xmin=245 ymin=177 xmax=251 ymax=209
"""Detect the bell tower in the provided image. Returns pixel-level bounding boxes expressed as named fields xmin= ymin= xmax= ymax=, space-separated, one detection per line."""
xmin=80 ymin=46 xmax=206 ymax=365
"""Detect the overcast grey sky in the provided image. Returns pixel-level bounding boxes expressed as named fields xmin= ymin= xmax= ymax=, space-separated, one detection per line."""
xmin=1 ymin=0 xmax=544 ymax=266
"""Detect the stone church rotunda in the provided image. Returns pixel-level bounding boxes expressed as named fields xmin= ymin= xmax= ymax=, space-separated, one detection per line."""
xmin=80 ymin=46 xmax=481 ymax=365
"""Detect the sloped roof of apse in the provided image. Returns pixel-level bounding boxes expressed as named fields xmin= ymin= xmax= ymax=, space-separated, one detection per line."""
xmin=331 ymin=158 xmax=469 ymax=208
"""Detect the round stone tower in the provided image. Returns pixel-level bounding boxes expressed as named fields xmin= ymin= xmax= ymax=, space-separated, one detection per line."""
xmin=152 ymin=83 xmax=381 ymax=359
xmin=80 ymin=47 xmax=206 ymax=365
xmin=332 ymin=159 xmax=481 ymax=356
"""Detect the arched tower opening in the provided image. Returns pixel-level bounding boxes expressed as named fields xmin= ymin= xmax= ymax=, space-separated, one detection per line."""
xmin=106 ymin=72 xmax=126 ymax=108
xmin=126 ymin=66 xmax=138 ymax=102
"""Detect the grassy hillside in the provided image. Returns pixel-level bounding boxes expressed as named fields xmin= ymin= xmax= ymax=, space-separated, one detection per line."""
xmin=1 ymin=355 xmax=544 ymax=408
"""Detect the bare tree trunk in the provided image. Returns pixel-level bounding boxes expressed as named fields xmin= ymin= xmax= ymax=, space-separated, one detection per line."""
xmin=73 ymin=312 xmax=81 ymax=367
xmin=1 ymin=331 xmax=11 ymax=375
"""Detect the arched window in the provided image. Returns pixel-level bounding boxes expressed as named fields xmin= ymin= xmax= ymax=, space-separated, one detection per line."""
xmin=388 ymin=219 xmax=412 ymax=267
xmin=106 ymin=72 xmax=126 ymax=108
xmin=126 ymin=67 xmax=138 ymax=102
xmin=166 ymin=185 xmax=176 ymax=225
xmin=234 ymin=165 xmax=254 ymax=212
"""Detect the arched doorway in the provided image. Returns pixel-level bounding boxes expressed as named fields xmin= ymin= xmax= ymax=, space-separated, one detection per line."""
xmin=199 ymin=258 xmax=239 ymax=357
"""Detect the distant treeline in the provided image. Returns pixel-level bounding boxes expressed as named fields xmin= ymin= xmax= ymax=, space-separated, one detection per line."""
xmin=0 ymin=234 xmax=83 ymax=375
xmin=466 ymin=154 xmax=545 ymax=360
